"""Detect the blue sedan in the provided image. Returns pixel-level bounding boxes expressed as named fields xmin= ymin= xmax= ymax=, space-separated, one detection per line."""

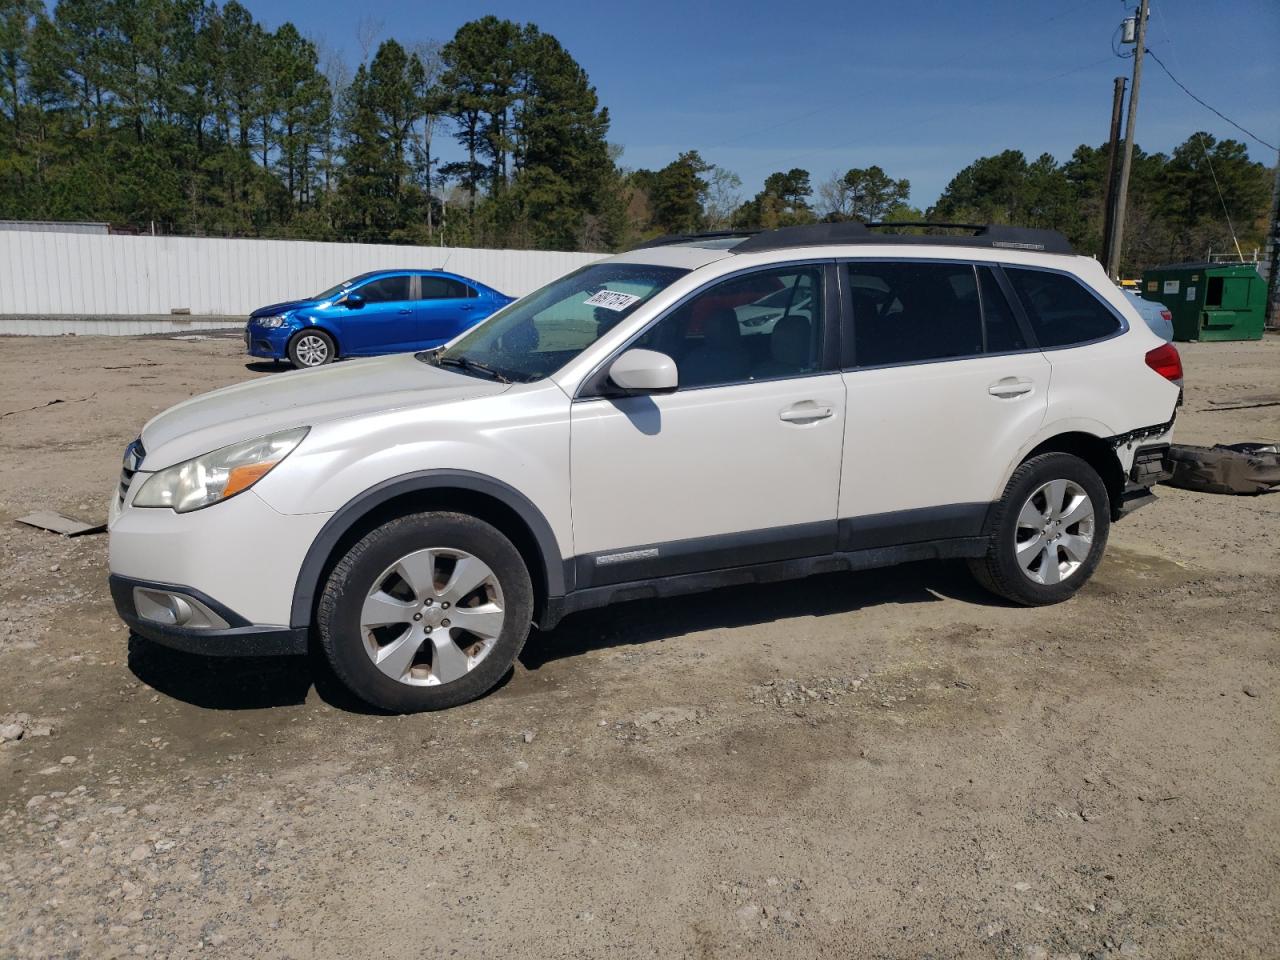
xmin=245 ymin=270 xmax=515 ymax=369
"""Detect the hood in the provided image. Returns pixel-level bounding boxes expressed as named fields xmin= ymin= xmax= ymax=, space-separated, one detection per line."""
xmin=138 ymin=353 xmax=510 ymax=469
xmin=250 ymin=298 xmax=321 ymax=319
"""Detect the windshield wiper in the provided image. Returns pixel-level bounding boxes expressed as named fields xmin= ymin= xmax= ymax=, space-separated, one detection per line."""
xmin=435 ymin=355 xmax=510 ymax=384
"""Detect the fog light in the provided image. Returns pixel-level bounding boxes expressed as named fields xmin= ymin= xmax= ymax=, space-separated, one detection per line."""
xmin=169 ymin=595 xmax=193 ymax=625
xmin=133 ymin=588 xmax=229 ymax=630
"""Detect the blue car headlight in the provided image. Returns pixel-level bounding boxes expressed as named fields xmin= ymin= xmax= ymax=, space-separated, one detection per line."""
xmin=256 ymin=315 xmax=288 ymax=329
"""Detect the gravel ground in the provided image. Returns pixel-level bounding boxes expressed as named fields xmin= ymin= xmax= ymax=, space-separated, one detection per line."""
xmin=0 ymin=332 xmax=1276 ymax=959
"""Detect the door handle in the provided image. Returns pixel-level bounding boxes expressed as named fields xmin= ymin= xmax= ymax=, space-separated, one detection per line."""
xmin=459 ymin=304 xmax=474 ymax=310
xmin=779 ymin=401 xmax=834 ymax=423
xmin=398 ymin=308 xmax=411 ymax=314
xmin=988 ymin=377 xmax=1034 ymax=399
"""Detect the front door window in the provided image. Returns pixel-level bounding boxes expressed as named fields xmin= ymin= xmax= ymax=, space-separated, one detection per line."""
xmin=633 ymin=266 xmax=825 ymax=388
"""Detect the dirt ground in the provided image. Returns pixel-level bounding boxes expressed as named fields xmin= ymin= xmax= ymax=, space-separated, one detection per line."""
xmin=0 ymin=331 xmax=1276 ymax=960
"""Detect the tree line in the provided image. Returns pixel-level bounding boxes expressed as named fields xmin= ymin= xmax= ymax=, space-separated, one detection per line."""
xmin=0 ymin=3 xmax=620 ymax=249
xmin=1 ymin=0 xmax=1272 ymax=272
xmin=637 ymin=137 xmax=1272 ymax=273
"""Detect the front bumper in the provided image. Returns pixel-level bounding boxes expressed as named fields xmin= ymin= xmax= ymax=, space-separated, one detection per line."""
xmin=110 ymin=574 xmax=308 ymax=656
xmin=244 ymin=323 xmax=291 ymax=359
xmin=110 ymin=485 xmax=332 ymax=629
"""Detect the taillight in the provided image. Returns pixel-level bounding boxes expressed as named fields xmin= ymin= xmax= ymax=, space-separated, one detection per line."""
xmin=1145 ymin=342 xmax=1183 ymax=383
xmin=1160 ymin=310 xmax=1172 ymax=322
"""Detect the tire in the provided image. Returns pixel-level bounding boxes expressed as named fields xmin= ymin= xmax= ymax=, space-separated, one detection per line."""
xmin=968 ymin=452 xmax=1110 ymax=606
xmin=287 ymin=329 xmax=336 ymax=369
xmin=317 ymin=511 xmax=533 ymax=712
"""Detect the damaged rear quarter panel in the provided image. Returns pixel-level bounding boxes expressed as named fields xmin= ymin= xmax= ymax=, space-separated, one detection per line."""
xmin=989 ymin=326 xmax=1180 ymax=498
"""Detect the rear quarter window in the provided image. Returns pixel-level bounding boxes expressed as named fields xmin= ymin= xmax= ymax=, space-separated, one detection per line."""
xmin=1005 ymin=267 xmax=1122 ymax=348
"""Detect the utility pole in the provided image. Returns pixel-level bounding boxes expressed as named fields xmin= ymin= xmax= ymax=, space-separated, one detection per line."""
xmin=1107 ymin=0 xmax=1149 ymax=280
xmin=1101 ymin=77 xmax=1127 ymax=271
xmin=1265 ymin=152 xmax=1280 ymax=329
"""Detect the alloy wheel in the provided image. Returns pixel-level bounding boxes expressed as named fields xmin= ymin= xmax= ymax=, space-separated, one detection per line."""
xmin=359 ymin=548 xmax=506 ymax=686
xmin=294 ymin=334 xmax=330 ymax=366
xmin=1013 ymin=478 xmax=1095 ymax=585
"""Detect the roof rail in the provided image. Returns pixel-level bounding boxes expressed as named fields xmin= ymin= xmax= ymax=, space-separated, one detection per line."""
xmin=732 ymin=221 xmax=1074 ymax=255
xmin=630 ymin=230 xmax=759 ymax=250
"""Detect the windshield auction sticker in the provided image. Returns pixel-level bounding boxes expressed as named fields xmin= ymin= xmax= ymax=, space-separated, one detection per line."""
xmin=584 ymin=290 xmax=641 ymax=312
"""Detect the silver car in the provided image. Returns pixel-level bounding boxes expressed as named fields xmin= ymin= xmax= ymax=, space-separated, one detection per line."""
xmin=1122 ymin=289 xmax=1173 ymax=341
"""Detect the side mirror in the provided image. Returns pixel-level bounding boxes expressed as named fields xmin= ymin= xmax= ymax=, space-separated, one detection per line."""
xmin=342 ymin=293 xmax=364 ymax=309
xmin=608 ymin=349 xmax=678 ymax=395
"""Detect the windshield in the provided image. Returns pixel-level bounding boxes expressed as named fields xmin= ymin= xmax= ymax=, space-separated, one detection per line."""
xmin=428 ymin=262 xmax=689 ymax=382
xmin=312 ymin=274 xmax=374 ymax=301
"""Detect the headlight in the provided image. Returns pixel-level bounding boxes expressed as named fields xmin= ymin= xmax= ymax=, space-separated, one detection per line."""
xmin=133 ymin=428 xmax=309 ymax=513
xmin=256 ymin=315 xmax=288 ymax=328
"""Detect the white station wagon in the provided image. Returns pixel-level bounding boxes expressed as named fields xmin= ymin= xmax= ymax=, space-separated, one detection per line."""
xmin=109 ymin=223 xmax=1183 ymax=711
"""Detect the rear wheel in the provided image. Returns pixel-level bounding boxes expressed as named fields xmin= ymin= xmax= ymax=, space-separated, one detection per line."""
xmin=969 ymin=452 xmax=1110 ymax=605
xmin=288 ymin=330 xmax=336 ymax=369
xmin=317 ymin=512 xmax=533 ymax=712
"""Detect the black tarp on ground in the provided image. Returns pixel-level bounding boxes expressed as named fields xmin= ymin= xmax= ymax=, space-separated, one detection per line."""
xmin=1165 ymin=443 xmax=1280 ymax=495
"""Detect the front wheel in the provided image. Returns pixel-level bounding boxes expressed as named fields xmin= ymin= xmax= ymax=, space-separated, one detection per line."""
xmin=287 ymin=330 xmax=336 ymax=369
xmin=969 ymin=452 xmax=1110 ymax=606
xmin=317 ymin=512 xmax=533 ymax=712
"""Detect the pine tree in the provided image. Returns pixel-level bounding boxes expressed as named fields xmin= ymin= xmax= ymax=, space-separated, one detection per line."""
xmin=336 ymin=40 xmax=429 ymax=242
xmin=510 ymin=27 xmax=611 ymax=249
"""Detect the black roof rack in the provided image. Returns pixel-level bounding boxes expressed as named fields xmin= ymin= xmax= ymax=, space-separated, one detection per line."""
xmin=731 ymin=221 xmax=1074 ymax=256
xmin=630 ymin=230 xmax=759 ymax=250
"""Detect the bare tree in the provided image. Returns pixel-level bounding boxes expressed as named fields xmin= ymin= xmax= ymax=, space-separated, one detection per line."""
xmin=355 ymin=17 xmax=384 ymax=63
xmin=703 ymin=166 xmax=743 ymax=230
xmin=817 ymin=172 xmax=855 ymax=220
xmin=410 ymin=40 xmax=445 ymax=241
xmin=314 ymin=38 xmax=351 ymax=198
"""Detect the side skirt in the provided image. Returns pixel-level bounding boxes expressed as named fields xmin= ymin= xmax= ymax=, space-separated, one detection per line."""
xmin=539 ymin=536 xmax=988 ymax=630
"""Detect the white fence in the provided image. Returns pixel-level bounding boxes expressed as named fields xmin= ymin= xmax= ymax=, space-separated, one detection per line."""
xmin=0 ymin=231 xmax=606 ymax=319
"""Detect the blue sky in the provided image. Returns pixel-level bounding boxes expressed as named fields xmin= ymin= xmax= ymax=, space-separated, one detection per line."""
xmin=251 ymin=0 xmax=1278 ymax=207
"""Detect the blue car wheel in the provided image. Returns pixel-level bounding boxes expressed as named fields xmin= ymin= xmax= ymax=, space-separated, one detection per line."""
xmin=288 ymin=330 xmax=337 ymax=369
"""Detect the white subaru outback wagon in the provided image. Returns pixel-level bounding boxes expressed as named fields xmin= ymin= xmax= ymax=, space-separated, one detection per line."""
xmin=109 ymin=222 xmax=1183 ymax=712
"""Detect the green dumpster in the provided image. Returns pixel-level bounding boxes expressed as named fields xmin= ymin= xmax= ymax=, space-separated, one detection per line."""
xmin=1140 ymin=262 xmax=1267 ymax=342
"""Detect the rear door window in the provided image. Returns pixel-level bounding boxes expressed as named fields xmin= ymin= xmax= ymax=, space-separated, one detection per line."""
xmin=978 ymin=267 xmax=1027 ymax=353
xmin=1004 ymin=267 xmax=1121 ymax=347
xmin=847 ymin=262 xmax=983 ymax=366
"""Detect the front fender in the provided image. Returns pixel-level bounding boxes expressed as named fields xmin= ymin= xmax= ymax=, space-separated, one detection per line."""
xmin=249 ymin=383 xmax=573 ymax=627
xmin=292 ymin=318 xmax=341 ymax=342
xmin=287 ymin=469 xmax=567 ymax=628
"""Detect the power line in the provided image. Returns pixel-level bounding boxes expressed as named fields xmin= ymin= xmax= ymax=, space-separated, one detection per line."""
xmin=1145 ymin=2 xmax=1264 ymax=263
xmin=727 ymin=55 xmax=1116 ymax=182
xmin=1182 ymin=118 xmax=1246 ymax=261
xmin=1143 ymin=48 xmax=1276 ymax=151
xmin=702 ymin=0 xmax=1108 ymax=156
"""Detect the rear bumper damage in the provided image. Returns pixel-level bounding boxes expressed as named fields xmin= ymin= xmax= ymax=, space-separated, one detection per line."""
xmin=1108 ymin=412 xmax=1178 ymax=520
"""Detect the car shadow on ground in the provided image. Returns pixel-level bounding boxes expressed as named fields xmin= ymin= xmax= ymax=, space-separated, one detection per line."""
xmin=519 ymin=559 xmax=1011 ymax=671
xmin=125 ymin=634 xmax=516 ymax=715
xmin=126 ymin=635 xmax=346 ymax=712
xmin=127 ymin=560 xmax=1005 ymax=712
xmin=243 ymin=361 xmax=286 ymax=374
